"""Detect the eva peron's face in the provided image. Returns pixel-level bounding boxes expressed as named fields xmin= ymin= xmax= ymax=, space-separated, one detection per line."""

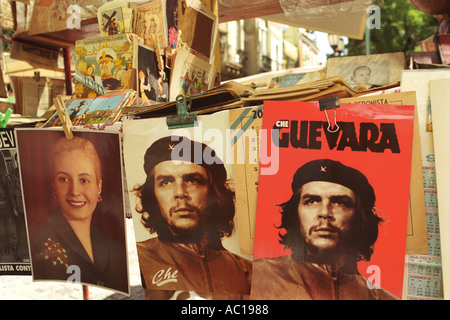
xmin=52 ymin=150 xmax=102 ymax=223
xmin=153 ymin=160 xmax=210 ymax=237
xmin=297 ymin=181 xmax=357 ymax=255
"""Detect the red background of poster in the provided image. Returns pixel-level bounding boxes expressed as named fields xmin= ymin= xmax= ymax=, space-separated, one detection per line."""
xmin=253 ymin=101 xmax=415 ymax=299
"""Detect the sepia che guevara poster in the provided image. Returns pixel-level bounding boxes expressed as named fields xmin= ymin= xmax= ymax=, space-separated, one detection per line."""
xmin=250 ymin=100 xmax=415 ymax=300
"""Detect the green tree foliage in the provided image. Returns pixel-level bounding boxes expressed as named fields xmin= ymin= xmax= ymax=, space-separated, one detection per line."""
xmin=347 ymin=0 xmax=440 ymax=56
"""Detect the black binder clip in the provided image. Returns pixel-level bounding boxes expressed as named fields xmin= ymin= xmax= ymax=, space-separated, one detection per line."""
xmin=166 ymin=95 xmax=198 ymax=129
xmin=319 ymin=96 xmax=340 ymax=133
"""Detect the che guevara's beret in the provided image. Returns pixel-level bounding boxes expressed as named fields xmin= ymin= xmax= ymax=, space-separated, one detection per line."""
xmin=143 ymin=135 xmax=227 ymax=182
xmin=291 ymin=159 xmax=376 ymax=207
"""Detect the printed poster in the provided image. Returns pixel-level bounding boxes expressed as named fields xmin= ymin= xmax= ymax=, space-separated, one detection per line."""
xmin=16 ymin=129 xmax=129 ymax=295
xmin=122 ymin=110 xmax=252 ymax=296
xmin=169 ymin=48 xmax=216 ymax=101
xmin=135 ymin=0 xmax=168 ymax=49
xmin=0 ymin=128 xmax=30 ymax=275
xmin=250 ymin=101 xmax=415 ymax=300
xmin=341 ymin=91 xmax=428 ymax=254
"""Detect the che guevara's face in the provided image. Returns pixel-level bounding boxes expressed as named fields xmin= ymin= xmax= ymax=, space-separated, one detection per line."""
xmin=153 ymin=160 xmax=210 ymax=236
xmin=297 ymin=181 xmax=357 ymax=255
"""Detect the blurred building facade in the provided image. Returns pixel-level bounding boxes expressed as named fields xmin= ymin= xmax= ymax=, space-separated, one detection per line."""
xmin=219 ymin=19 xmax=320 ymax=81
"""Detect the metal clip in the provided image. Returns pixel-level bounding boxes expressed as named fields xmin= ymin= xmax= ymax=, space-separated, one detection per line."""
xmin=319 ymin=96 xmax=340 ymax=133
xmin=166 ymin=95 xmax=198 ymax=129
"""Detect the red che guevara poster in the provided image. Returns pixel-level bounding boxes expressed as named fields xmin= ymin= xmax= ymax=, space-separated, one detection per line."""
xmin=251 ymin=101 xmax=415 ymax=300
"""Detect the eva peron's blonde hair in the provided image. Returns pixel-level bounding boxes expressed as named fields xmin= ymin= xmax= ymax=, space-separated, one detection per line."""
xmin=49 ymin=136 xmax=102 ymax=182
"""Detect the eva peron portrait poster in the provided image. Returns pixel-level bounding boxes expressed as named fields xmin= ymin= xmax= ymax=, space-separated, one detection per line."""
xmin=250 ymin=101 xmax=415 ymax=300
xmin=15 ymin=129 xmax=129 ymax=295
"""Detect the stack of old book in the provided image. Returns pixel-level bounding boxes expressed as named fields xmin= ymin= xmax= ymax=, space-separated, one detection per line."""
xmin=240 ymin=76 xmax=356 ymax=103
xmin=121 ymin=75 xmax=360 ymax=119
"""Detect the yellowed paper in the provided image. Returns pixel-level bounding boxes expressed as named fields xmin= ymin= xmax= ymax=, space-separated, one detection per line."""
xmin=29 ymin=0 xmax=105 ymax=35
xmin=400 ymin=69 xmax=450 ymax=300
xmin=430 ymin=78 xmax=450 ymax=300
xmin=229 ymin=106 xmax=263 ymax=255
xmin=326 ymin=52 xmax=405 ymax=91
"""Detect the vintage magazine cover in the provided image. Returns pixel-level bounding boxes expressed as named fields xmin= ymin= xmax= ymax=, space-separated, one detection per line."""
xmin=100 ymin=7 xmax=127 ymax=36
xmin=0 ymin=128 xmax=30 ymax=275
xmin=135 ymin=0 xmax=168 ymax=49
xmin=169 ymin=48 xmax=217 ymax=101
xmin=229 ymin=106 xmax=263 ymax=255
xmin=341 ymin=91 xmax=428 ymax=255
xmin=122 ymin=110 xmax=252 ymax=296
xmin=326 ymin=52 xmax=405 ymax=91
xmin=429 ymin=79 xmax=450 ymax=299
xmin=250 ymin=101 xmax=415 ymax=300
xmin=75 ymin=33 xmax=141 ymax=98
xmin=137 ymin=45 xmax=169 ymax=103
xmin=15 ymin=129 xmax=129 ymax=295
xmin=97 ymin=0 xmax=137 ymax=36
